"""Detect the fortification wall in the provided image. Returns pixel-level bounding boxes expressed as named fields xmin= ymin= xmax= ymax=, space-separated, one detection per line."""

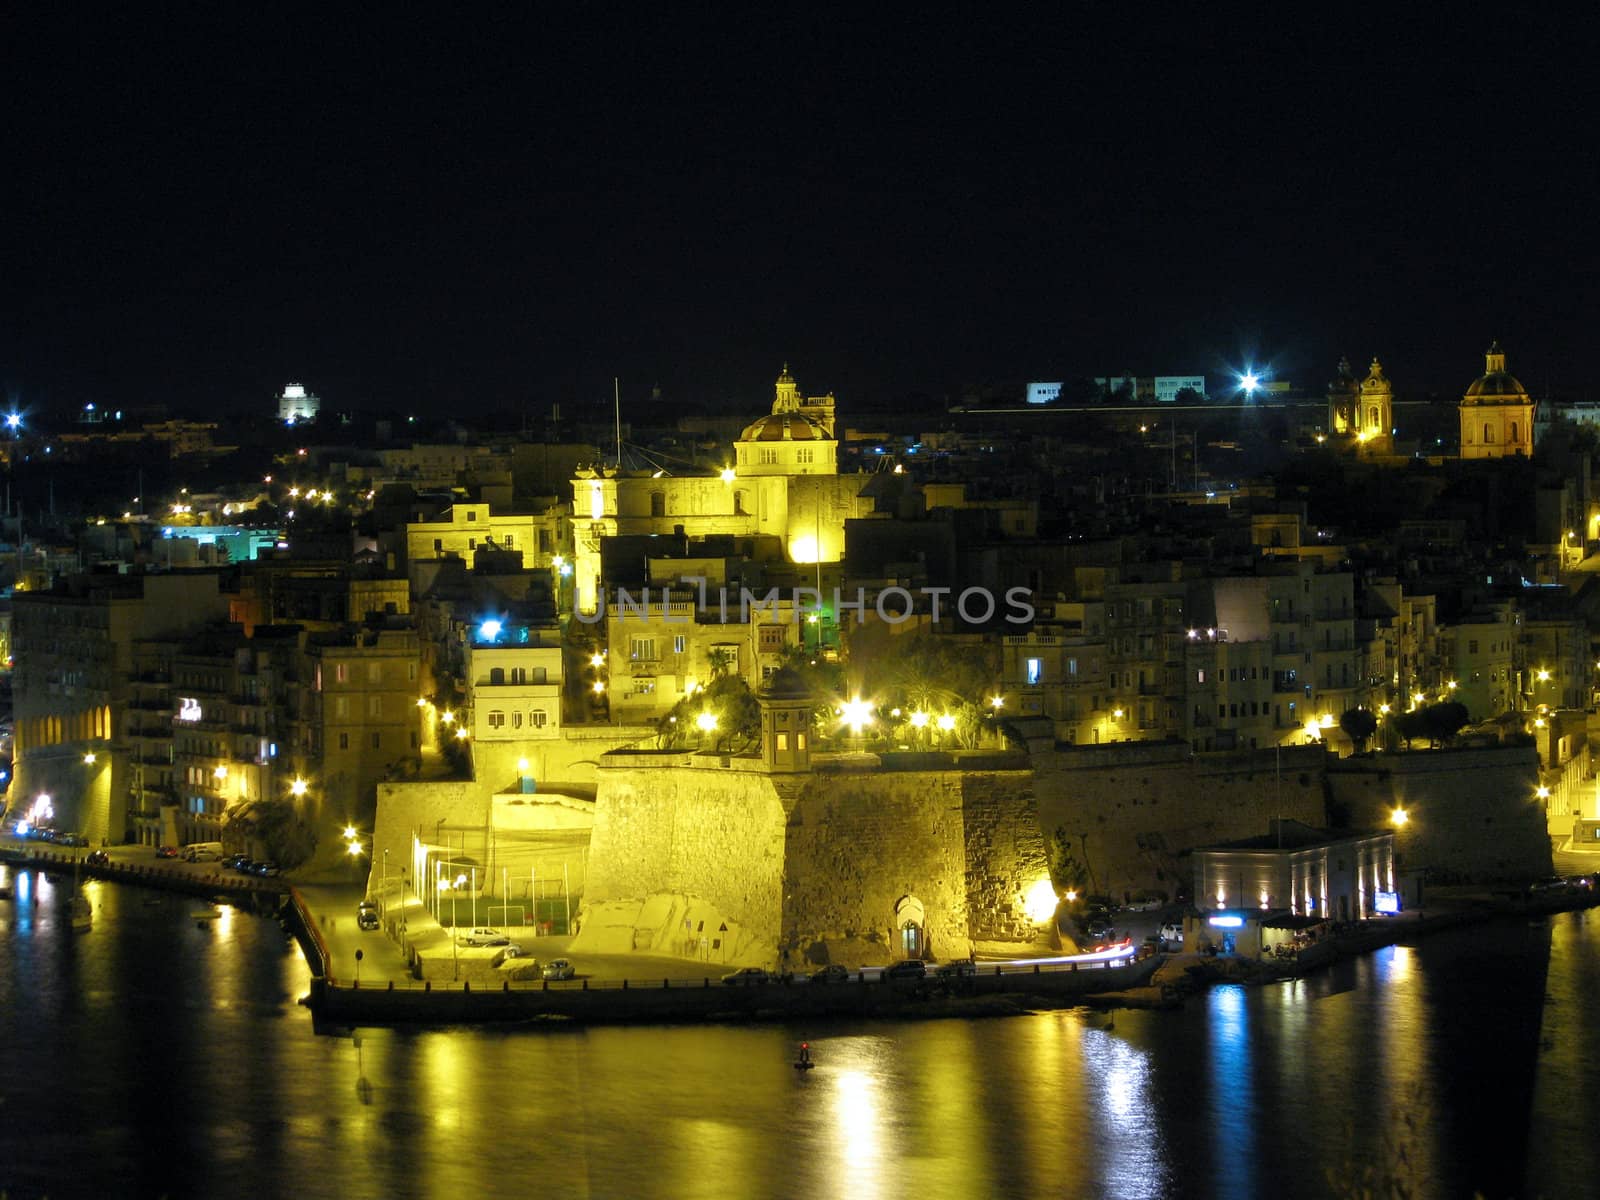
xmin=1030 ymin=743 xmax=1328 ymax=900
xmin=575 ymin=765 xmax=787 ymax=966
xmin=780 ymin=770 xmax=971 ymax=967
xmin=959 ymin=772 xmax=1052 ymax=942
xmin=1326 ymin=746 xmax=1552 ymax=882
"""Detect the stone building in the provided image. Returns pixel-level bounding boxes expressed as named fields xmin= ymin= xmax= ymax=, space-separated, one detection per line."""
xmin=570 ymin=366 xmax=877 ymax=614
xmin=1459 ymin=341 xmax=1535 ymax=459
xmin=1193 ymin=819 xmax=1396 ymax=923
xmin=569 ymin=669 xmax=1054 ymax=970
xmin=1327 ymin=356 xmax=1392 ymax=453
xmin=11 ymin=571 xmax=232 ymax=843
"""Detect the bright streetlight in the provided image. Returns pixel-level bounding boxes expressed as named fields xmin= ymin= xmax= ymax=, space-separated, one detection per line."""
xmin=1391 ymin=808 xmax=1409 ymax=827
xmin=936 ymin=713 xmax=956 ymax=733
xmin=289 ymin=777 xmax=309 ymax=797
xmin=695 ymin=711 xmax=718 ymax=733
xmin=839 ymin=697 xmax=874 ymax=733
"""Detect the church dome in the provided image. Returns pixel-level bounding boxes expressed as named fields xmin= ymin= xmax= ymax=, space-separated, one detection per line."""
xmin=739 ymin=411 xmax=828 ymax=442
xmin=1464 ymin=372 xmax=1529 ymax=400
xmin=1463 ymin=341 xmax=1529 ymax=403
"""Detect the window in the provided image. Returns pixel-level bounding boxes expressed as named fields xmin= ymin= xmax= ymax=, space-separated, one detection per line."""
xmin=338 ymin=732 xmax=350 ymax=750
xmin=673 ymin=635 xmax=687 ymax=655
xmin=510 ymin=667 xmax=526 ymax=684
xmin=796 ymin=448 xmax=813 ymax=464
xmin=1026 ymin=658 xmax=1043 ymax=685
xmin=777 ymin=732 xmax=789 ymax=750
xmin=490 ymin=667 xmax=506 ymax=685
xmin=530 ymin=710 xmax=548 ymax=728
xmin=368 ymin=662 xmax=381 ymax=682
xmin=1197 ymin=669 xmax=1206 ymax=683
xmin=759 ymin=627 xmax=784 ymax=652
xmin=650 ymin=492 xmax=666 ymax=517
xmin=334 ymin=696 xmax=349 ymax=718
xmin=631 ymin=637 xmax=658 ymax=661
xmin=512 ymin=711 xmax=523 ymax=728
xmin=371 ymin=731 xmax=381 ymax=749
xmin=1068 ymin=657 xmax=1078 ymax=676
xmin=630 ymin=679 xmax=656 ymax=697
xmin=1468 ymin=640 xmax=1478 ymax=654
xmin=335 ymin=663 xmax=348 ymax=683
xmin=368 ymin=695 xmax=383 ymax=718
xmin=466 ymin=511 xmax=477 ymax=522
xmin=488 ymin=710 xmax=506 ymax=729
xmin=734 ymin=490 xmax=749 ymax=515
xmin=760 ymin=448 xmax=778 ymax=465
xmin=796 ymin=732 xmax=806 ymax=750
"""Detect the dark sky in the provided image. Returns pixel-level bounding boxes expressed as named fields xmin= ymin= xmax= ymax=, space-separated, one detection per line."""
xmin=4 ymin=8 xmax=1597 ymax=421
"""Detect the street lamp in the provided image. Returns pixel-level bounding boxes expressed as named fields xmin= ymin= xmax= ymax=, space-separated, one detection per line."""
xmin=289 ymin=777 xmax=309 ymax=798
xmin=1391 ymin=807 xmax=1409 ymax=828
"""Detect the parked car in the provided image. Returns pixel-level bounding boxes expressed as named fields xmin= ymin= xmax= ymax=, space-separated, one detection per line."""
xmin=85 ymin=850 xmax=110 ymax=867
xmin=155 ymin=845 xmax=179 ymax=860
xmin=183 ymin=846 xmax=222 ymax=862
xmin=811 ymin=964 xmax=852 ymax=983
xmin=222 ymin=854 xmax=249 ymax=871
xmin=456 ymin=928 xmax=509 ymax=947
xmin=59 ymin=832 xmax=88 ymax=848
xmin=1083 ymin=916 xmax=1115 ymax=942
xmin=356 ymin=902 xmax=380 ymax=931
xmin=884 ymin=959 xmax=927 ymax=980
xmin=541 ymin=958 xmax=576 ymax=981
xmin=500 ymin=944 xmax=531 ymax=959
xmin=253 ymin=861 xmax=281 ymax=877
xmin=935 ymin=959 xmax=977 ymax=978
xmin=721 ymin=967 xmax=772 ymax=986
xmin=1159 ymin=922 xmax=1185 ymax=946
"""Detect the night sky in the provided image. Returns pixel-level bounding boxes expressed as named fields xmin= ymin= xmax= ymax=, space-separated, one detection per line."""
xmin=4 ymin=9 xmax=1596 ymax=420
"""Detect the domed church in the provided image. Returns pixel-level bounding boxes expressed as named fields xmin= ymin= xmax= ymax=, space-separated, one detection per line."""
xmin=1459 ymin=341 xmax=1535 ymax=459
xmin=570 ymin=365 xmax=874 ymax=613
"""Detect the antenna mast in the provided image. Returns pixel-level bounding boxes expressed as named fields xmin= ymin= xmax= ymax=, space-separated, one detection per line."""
xmin=614 ymin=377 xmax=622 ymax=468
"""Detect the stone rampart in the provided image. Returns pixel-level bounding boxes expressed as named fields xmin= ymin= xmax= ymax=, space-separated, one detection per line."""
xmin=1030 ymin=743 xmax=1328 ymax=899
xmin=1326 ymin=745 xmax=1552 ymax=882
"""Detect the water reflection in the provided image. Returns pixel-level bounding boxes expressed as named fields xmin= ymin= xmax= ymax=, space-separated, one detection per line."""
xmin=2 ymin=882 xmax=1598 ymax=1199
xmin=1207 ymin=986 xmax=1255 ymax=1200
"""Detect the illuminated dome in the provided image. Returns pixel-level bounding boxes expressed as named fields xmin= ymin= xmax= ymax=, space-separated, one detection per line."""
xmin=1463 ymin=341 xmax=1529 ymax=404
xmin=739 ymin=411 xmax=828 ymax=441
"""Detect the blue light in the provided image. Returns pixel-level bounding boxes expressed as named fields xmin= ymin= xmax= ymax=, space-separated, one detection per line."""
xmin=479 ymin=619 xmax=503 ymax=642
xmin=1208 ymin=914 xmax=1245 ymax=928
xmin=1374 ymin=891 xmax=1400 ymax=915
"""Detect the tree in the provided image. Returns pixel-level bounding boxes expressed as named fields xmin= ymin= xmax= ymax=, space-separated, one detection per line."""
xmin=224 ymin=799 xmax=317 ymax=868
xmin=1046 ymin=826 xmax=1089 ymax=893
xmin=1417 ymin=701 xmax=1469 ymax=747
xmin=657 ymin=674 xmax=760 ymax=754
xmin=1339 ymin=707 xmax=1379 ymax=754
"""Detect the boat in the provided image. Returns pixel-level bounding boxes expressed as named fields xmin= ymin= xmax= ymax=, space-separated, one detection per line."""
xmin=67 ymin=853 xmax=92 ymax=932
xmin=191 ymin=906 xmax=221 ymax=921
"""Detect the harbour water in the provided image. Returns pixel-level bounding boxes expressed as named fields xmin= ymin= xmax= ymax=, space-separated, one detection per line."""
xmin=3 ymin=866 xmax=1597 ymax=1199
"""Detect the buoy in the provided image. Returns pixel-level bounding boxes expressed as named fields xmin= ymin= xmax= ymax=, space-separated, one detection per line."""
xmin=793 ymin=1041 xmax=814 ymax=1072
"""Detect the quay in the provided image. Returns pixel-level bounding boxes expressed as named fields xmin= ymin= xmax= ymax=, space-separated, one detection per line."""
xmin=10 ymin=836 xmax=1598 ymax=1028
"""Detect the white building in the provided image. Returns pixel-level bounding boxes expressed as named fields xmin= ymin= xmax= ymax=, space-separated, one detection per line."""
xmin=278 ymin=383 xmax=321 ymax=424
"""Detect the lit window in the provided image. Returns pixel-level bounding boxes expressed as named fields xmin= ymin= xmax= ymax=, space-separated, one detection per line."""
xmin=1026 ymin=658 xmax=1043 ymax=685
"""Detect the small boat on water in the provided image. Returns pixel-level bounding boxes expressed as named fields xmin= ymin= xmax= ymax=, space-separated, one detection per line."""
xmin=68 ymin=894 xmax=92 ymax=933
xmin=191 ymin=906 xmax=220 ymax=921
